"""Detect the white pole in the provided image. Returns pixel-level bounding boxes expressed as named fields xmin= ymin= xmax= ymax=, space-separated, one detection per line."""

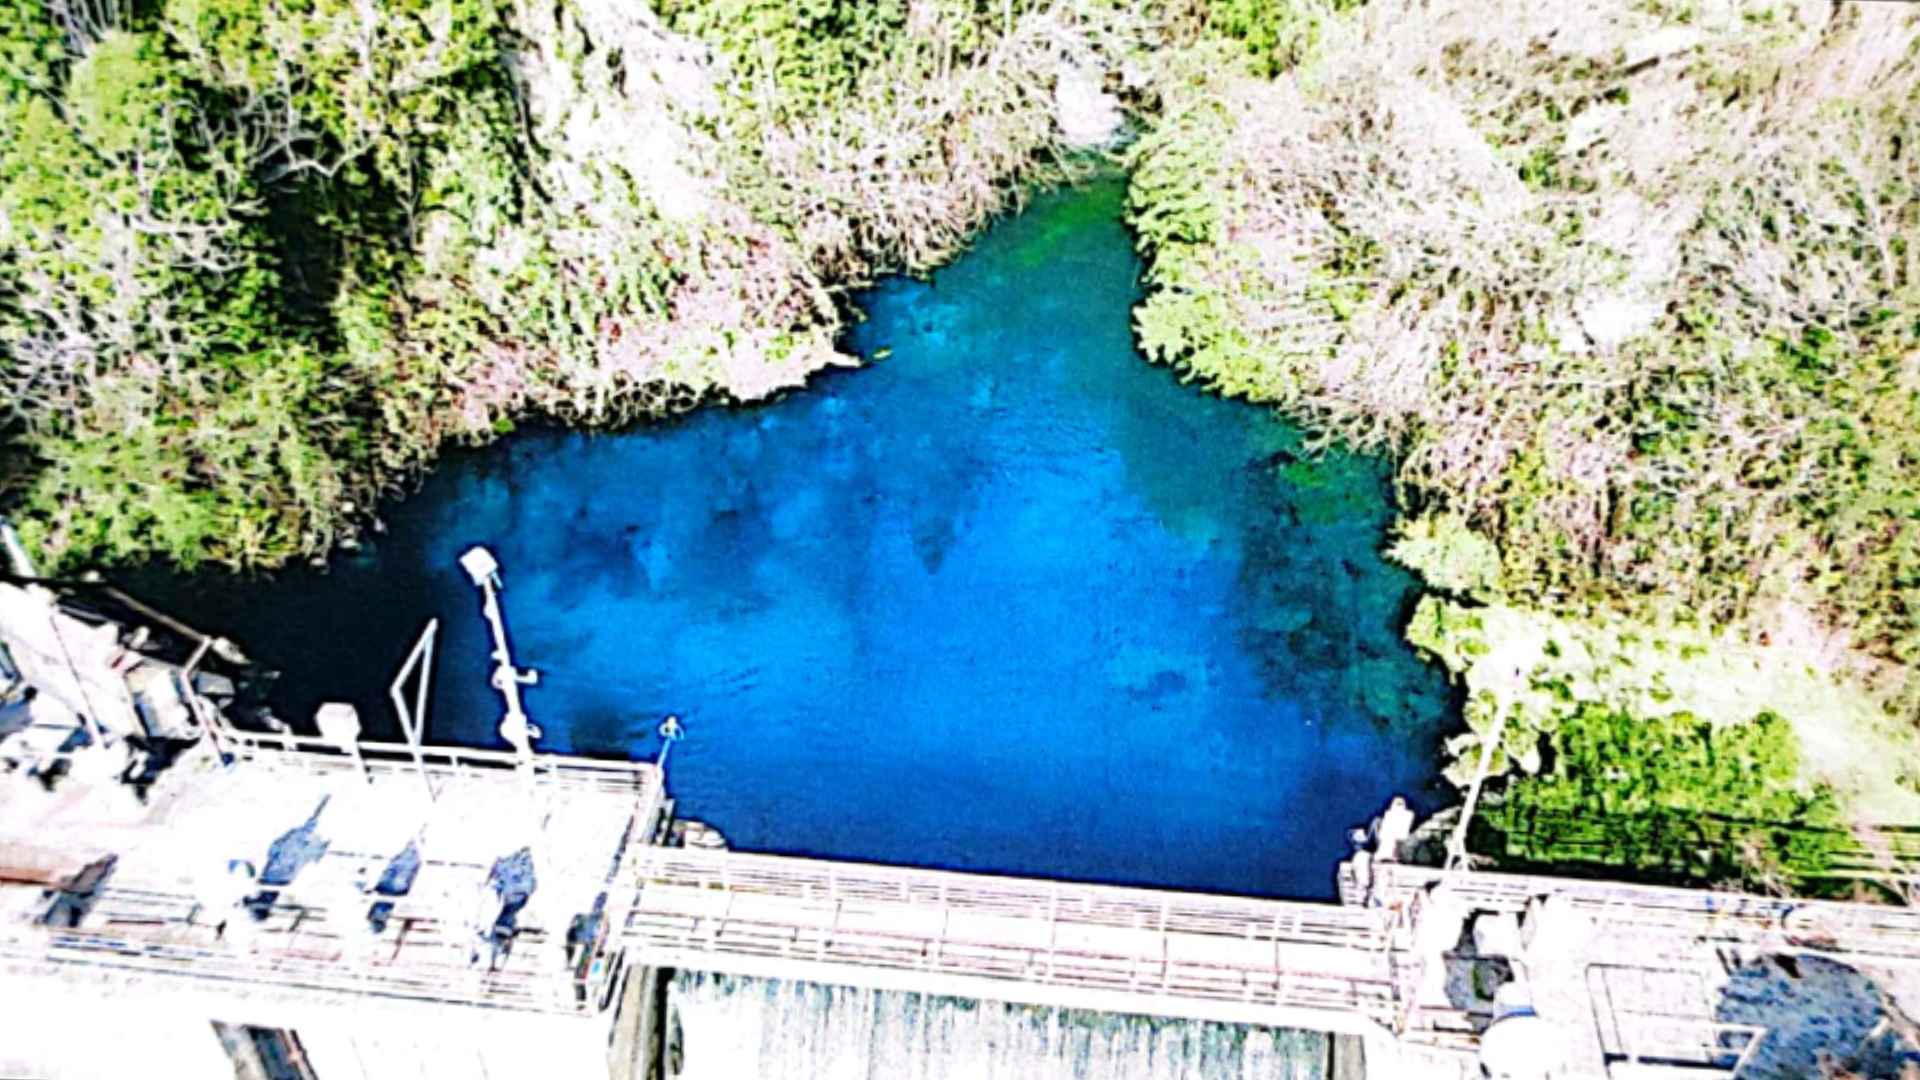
xmin=177 ymin=635 xmax=234 ymax=765
xmin=459 ymin=547 xmax=541 ymax=769
xmin=0 ymin=520 xmax=36 ymax=578
xmin=43 ymin=592 xmax=113 ymax=751
xmin=657 ymin=715 xmax=683 ymax=773
xmin=1446 ymin=707 xmax=1512 ymax=874
xmin=389 ymin=619 xmax=440 ymax=803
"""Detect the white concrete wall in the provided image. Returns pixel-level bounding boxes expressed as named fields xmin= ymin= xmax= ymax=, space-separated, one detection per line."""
xmin=3 ymin=972 xmax=619 ymax=1080
xmin=0 ymin=989 xmax=236 ymax=1079
xmin=298 ymin=1013 xmax=610 ymax=1080
xmin=1360 ymin=1033 xmax=1479 ymax=1080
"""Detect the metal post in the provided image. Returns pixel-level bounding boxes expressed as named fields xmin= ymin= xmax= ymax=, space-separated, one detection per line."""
xmin=1446 ymin=706 xmax=1513 ymax=874
xmin=389 ymin=619 xmax=440 ymax=804
xmin=316 ymin=703 xmax=368 ymax=785
xmin=42 ymin=588 xmax=114 ymax=753
xmin=657 ymin=715 xmax=684 ymax=774
xmin=458 ymin=547 xmax=540 ymax=771
xmin=178 ymin=635 xmax=237 ymax=765
xmin=0 ymin=519 xmax=35 ymax=577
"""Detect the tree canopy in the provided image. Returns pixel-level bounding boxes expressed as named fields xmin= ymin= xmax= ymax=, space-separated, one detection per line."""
xmin=0 ymin=0 xmax=1163 ymax=568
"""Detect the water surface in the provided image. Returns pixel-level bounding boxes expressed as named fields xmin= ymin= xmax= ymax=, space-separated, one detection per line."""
xmin=666 ymin=971 xmax=1331 ymax=1080
xmin=141 ymin=177 xmax=1452 ymax=898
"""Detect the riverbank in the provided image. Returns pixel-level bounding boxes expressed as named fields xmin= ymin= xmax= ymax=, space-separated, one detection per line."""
xmin=1126 ymin=0 xmax=1920 ymax=885
xmin=1 ymin=0 xmax=1171 ymax=569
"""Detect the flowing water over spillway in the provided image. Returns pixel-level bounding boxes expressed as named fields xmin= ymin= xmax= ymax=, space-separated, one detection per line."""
xmin=142 ymin=176 xmax=1453 ymax=899
xmin=663 ymin=972 xmax=1333 ymax=1080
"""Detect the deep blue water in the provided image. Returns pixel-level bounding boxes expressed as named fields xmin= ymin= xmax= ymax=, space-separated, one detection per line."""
xmin=140 ymin=177 xmax=1453 ymax=899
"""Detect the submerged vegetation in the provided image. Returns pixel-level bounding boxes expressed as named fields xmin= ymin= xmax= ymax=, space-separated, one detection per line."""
xmin=1126 ymin=0 xmax=1920 ymax=874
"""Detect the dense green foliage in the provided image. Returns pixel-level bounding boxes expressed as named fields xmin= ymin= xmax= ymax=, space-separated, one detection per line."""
xmin=1 ymin=12 xmax=360 ymax=565
xmin=0 ymin=0 xmax=534 ymax=565
xmin=1204 ymin=0 xmax=1353 ymax=77
xmin=1130 ymin=3 xmax=1920 ymax=671
xmin=1125 ymin=0 xmax=1920 ymax=859
xmin=1 ymin=0 xmax=1165 ymax=568
xmin=1484 ymin=704 xmax=1847 ymax=887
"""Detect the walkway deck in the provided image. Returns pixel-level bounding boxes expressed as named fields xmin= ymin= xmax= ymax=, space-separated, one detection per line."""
xmin=0 ymin=739 xmax=664 ymax=1019
xmin=620 ymin=847 xmax=1405 ymax=1035
xmin=12 ymin=729 xmax=1920 ymax=1078
xmin=1377 ymin=862 xmax=1920 ymax=961
xmin=622 ymin=849 xmax=1920 ymax=1077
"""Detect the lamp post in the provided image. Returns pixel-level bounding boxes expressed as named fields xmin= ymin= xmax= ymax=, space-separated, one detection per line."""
xmin=458 ymin=546 xmax=541 ymax=767
xmin=657 ymin=715 xmax=684 ymax=773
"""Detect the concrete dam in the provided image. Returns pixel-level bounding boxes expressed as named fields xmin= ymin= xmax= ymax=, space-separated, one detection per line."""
xmin=4 ymin=557 xmax=1917 ymax=1079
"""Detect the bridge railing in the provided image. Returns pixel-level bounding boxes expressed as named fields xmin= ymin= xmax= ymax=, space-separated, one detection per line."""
xmin=213 ymin=728 xmax=657 ymax=795
xmin=622 ymin=848 xmax=1403 ymax=1032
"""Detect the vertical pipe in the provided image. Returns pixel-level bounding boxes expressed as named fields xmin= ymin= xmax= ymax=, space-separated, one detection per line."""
xmin=477 ymin=576 xmax=539 ymax=770
xmin=1446 ymin=706 xmax=1512 ymax=874
xmin=0 ymin=520 xmax=36 ymax=578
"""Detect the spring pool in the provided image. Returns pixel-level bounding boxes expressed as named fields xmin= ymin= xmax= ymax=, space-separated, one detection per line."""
xmin=140 ymin=176 xmax=1454 ymax=899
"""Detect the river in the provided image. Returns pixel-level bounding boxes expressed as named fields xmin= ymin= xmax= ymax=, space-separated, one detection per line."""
xmin=136 ymin=175 xmax=1454 ymax=900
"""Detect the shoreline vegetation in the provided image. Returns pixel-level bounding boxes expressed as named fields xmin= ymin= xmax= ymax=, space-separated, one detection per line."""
xmin=1 ymin=0 xmax=1171 ymax=568
xmin=1128 ymin=0 xmax=1920 ymax=890
xmin=5 ymin=0 xmax=1919 ymax=891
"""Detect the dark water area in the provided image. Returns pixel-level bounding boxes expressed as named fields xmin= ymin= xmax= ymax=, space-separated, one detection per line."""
xmin=135 ymin=176 xmax=1454 ymax=899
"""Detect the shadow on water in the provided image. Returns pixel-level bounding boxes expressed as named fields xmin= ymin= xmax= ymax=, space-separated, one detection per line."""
xmin=129 ymin=173 xmax=1455 ymax=899
xmin=123 ymin=536 xmax=445 ymax=745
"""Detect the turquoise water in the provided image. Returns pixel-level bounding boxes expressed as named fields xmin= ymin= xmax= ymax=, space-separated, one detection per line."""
xmin=140 ymin=177 xmax=1453 ymax=898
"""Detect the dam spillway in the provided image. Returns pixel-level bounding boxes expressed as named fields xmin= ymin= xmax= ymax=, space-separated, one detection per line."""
xmin=5 ymin=576 xmax=1920 ymax=1078
xmin=661 ymin=970 xmax=1338 ymax=1080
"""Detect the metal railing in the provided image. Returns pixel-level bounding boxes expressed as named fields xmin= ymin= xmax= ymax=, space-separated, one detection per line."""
xmin=2 ymin=738 xmax=665 ymax=1018
xmin=621 ymin=848 xmax=1401 ymax=1033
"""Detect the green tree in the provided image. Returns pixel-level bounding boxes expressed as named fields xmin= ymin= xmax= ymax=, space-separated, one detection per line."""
xmin=1490 ymin=703 xmax=1845 ymax=885
xmin=2 ymin=29 xmax=357 ymax=566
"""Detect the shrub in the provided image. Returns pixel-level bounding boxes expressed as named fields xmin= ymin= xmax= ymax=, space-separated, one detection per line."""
xmin=1487 ymin=703 xmax=1847 ymax=886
